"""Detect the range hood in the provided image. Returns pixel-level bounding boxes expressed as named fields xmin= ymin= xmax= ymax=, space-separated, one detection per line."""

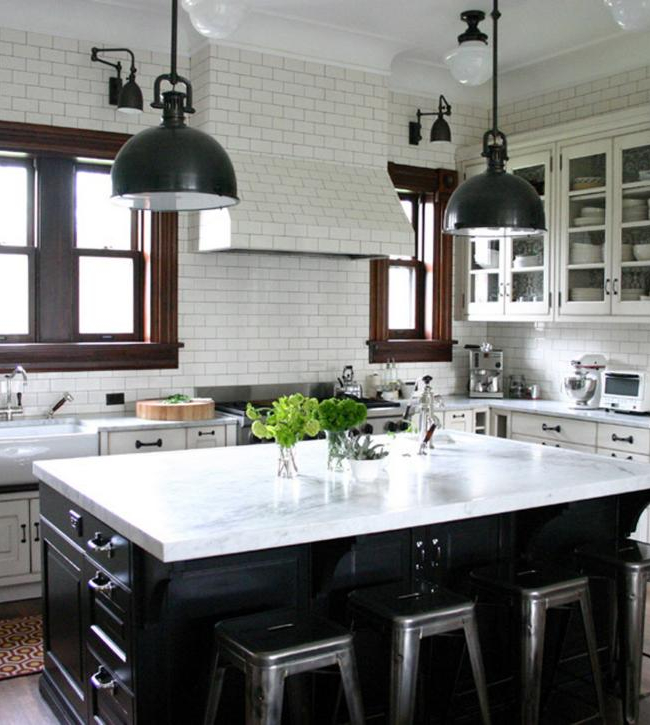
xmin=197 ymin=152 xmax=414 ymax=258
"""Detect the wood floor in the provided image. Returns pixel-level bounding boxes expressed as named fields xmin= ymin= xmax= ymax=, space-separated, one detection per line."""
xmin=3 ymin=600 xmax=650 ymax=724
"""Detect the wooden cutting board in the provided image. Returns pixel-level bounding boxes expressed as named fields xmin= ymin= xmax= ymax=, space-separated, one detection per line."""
xmin=136 ymin=398 xmax=215 ymax=421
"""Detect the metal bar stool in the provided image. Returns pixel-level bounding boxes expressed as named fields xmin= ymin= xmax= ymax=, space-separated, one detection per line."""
xmin=470 ymin=560 xmax=606 ymax=725
xmin=576 ymin=538 xmax=650 ymax=725
xmin=348 ymin=580 xmax=491 ymax=725
xmin=203 ymin=608 xmax=365 ymax=725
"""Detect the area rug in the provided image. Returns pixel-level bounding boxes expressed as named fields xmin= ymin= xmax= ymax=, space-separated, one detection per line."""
xmin=0 ymin=614 xmax=43 ymax=680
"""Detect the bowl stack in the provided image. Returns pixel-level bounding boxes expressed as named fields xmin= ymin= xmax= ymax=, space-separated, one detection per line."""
xmin=623 ymin=198 xmax=648 ymax=223
xmin=573 ymin=205 xmax=605 ymax=227
xmin=569 ymin=287 xmax=602 ymax=302
xmin=570 ymin=242 xmax=603 ymax=264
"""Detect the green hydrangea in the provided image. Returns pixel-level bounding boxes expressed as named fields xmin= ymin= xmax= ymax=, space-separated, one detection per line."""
xmin=317 ymin=398 xmax=367 ymax=432
xmin=246 ymin=394 xmax=321 ymax=449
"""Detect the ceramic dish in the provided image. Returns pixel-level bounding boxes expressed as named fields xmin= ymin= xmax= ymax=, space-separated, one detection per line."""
xmin=513 ymin=255 xmax=541 ymax=268
xmin=581 ymin=206 xmax=605 ymax=216
xmin=623 ymin=198 xmax=646 ymax=207
xmin=633 ymin=244 xmax=650 ymax=261
xmin=572 ymin=177 xmax=604 ymax=190
xmin=573 ymin=218 xmax=605 ymax=227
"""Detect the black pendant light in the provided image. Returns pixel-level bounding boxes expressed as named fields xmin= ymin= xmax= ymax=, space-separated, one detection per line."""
xmin=443 ymin=0 xmax=545 ymax=237
xmin=111 ymin=0 xmax=239 ymax=211
xmin=409 ymin=96 xmax=452 ymax=145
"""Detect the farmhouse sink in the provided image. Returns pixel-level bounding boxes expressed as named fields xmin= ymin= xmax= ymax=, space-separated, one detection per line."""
xmin=0 ymin=418 xmax=98 ymax=485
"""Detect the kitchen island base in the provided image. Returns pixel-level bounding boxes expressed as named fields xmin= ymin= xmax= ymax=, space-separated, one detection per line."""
xmin=38 ymin=484 xmax=648 ymax=725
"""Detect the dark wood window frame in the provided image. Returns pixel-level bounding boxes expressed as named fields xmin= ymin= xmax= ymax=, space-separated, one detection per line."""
xmin=368 ymin=162 xmax=458 ymax=364
xmin=0 ymin=120 xmax=181 ymax=372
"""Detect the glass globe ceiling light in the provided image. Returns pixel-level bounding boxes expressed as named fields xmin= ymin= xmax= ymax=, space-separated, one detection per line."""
xmin=443 ymin=0 xmax=546 ymax=238
xmin=604 ymin=0 xmax=650 ymax=30
xmin=111 ymin=0 xmax=239 ymax=211
xmin=182 ymin=0 xmax=248 ymax=39
xmin=444 ymin=10 xmax=492 ymax=86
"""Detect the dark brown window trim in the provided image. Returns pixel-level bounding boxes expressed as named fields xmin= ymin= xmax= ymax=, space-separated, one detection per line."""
xmin=368 ymin=163 xmax=458 ymax=364
xmin=0 ymin=121 xmax=181 ymax=372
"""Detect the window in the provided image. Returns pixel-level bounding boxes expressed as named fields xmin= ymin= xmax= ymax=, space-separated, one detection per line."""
xmin=368 ymin=163 xmax=458 ymax=363
xmin=0 ymin=121 xmax=180 ymax=371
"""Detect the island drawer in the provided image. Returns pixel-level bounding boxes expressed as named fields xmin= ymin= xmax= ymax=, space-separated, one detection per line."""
xmin=511 ymin=412 xmax=597 ymax=447
xmin=443 ymin=410 xmax=472 ymax=432
xmin=596 ymin=449 xmax=650 ymax=463
xmin=105 ymin=428 xmax=186 ymax=455
xmin=87 ymin=646 xmax=134 ymax=725
xmin=597 ymin=424 xmax=650 ymax=456
xmin=511 ymin=433 xmax=596 ymax=454
xmin=186 ymin=425 xmax=227 ymax=448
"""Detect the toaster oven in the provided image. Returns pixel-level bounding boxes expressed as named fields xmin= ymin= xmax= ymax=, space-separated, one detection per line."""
xmin=600 ymin=370 xmax=650 ymax=413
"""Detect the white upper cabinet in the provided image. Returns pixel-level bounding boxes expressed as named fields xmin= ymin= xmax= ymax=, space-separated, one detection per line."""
xmin=456 ymin=105 xmax=650 ymax=323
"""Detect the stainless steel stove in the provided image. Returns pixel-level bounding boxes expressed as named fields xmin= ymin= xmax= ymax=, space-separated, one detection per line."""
xmin=196 ymin=383 xmax=406 ymax=445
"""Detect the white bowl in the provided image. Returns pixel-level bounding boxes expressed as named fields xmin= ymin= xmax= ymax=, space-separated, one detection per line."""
xmin=573 ymin=218 xmax=605 ymax=227
xmin=349 ymin=458 xmax=384 ymax=483
xmin=633 ymin=244 xmax=650 ymax=261
xmin=623 ymin=198 xmax=646 ymax=207
xmin=513 ymin=254 xmax=541 ymax=268
xmin=581 ymin=206 xmax=605 ymax=216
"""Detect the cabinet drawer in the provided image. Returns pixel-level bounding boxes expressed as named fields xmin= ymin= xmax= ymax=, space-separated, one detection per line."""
xmin=511 ymin=433 xmax=595 ymax=454
xmin=106 ymin=428 xmax=186 ymax=455
xmin=596 ymin=449 xmax=650 ymax=463
xmin=186 ymin=425 xmax=227 ymax=449
xmin=443 ymin=410 xmax=472 ymax=432
xmin=597 ymin=424 xmax=650 ymax=456
xmin=511 ymin=412 xmax=597 ymax=447
xmin=87 ymin=647 xmax=134 ymax=725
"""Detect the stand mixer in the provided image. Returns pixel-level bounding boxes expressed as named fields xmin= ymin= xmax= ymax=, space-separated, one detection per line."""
xmin=562 ymin=354 xmax=607 ymax=409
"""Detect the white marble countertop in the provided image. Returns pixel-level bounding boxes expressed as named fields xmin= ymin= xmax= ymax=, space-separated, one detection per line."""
xmin=34 ymin=432 xmax=650 ymax=563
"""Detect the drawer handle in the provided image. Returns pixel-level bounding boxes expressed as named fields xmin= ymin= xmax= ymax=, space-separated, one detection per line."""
xmin=135 ymin=438 xmax=162 ymax=449
xmin=542 ymin=423 xmax=561 ymax=433
xmin=612 ymin=433 xmax=634 ymax=444
xmin=20 ymin=524 xmax=27 ymax=544
xmin=89 ymin=572 xmax=115 ymax=596
xmin=452 ymin=414 xmax=465 ymax=419
xmin=90 ymin=666 xmax=116 ymax=692
xmin=198 ymin=430 xmax=215 ymax=437
xmin=542 ymin=441 xmax=561 ymax=447
xmin=33 ymin=522 xmax=40 ymax=543
xmin=88 ymin=532 xmax=114 ymax=558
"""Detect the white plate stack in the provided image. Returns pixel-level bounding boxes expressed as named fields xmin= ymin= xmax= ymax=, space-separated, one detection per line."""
xmin=621 ymin=288 xmax=643 ymax=302
xmin=570 ymin=243 xmax=603 ymax=264
xmin=573 ymin=205 xmax=605 ymax=227
xmin=570 ymin=287 xmax=602 ymax=302
xmin=623 ymin=198 xmax=647 ymax=223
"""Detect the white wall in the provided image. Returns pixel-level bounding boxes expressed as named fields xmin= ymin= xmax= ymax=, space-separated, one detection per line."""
xmin=0 ymin=28 xmax=488 ymax=416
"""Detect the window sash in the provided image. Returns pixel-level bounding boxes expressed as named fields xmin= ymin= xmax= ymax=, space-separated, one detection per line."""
xmin=0 ymin=246 xmax=35 ymax=342
xmin=387 ymin=258 xmax=425 ymax=339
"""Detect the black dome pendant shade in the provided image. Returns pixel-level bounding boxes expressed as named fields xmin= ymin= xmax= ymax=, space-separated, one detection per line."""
xmin=111 ymin=0 xmax=238 ymax=211
xmin=443 ymin=0 xmax=545 ymax=237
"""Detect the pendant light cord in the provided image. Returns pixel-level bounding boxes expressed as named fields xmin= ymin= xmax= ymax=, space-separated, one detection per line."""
xmin=491 ymin=0 xmax=500 ymax=140
xmin=170 ymin=0 xmax=178 ymax=85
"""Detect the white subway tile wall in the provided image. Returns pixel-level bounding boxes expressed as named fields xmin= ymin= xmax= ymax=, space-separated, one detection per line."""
xmin=0 ymin=28 xmax=487 ymax=415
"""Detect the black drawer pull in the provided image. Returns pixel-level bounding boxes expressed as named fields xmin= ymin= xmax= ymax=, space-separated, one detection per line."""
xmin=90 ymin=666 xmax=116 ymax=692
xmin=135 ymin=438 xmax=162 ymax=449
xmin=452 ymin=413 xmax=465 ymax=419
xmin=542 ymin=442 xmax=560 ymax=447
xmin=542 ymin=423 xmax=561 ymax=433
xmin=20 ymin=524 xmax=27 ymax=544
xmin=612 ymin=433 xmax=634 ymax=444
xmin=88 ymin=571 xmax=115 ymax=596
xmin=88 ymin=532 xmax=114 ymax=558
xmin=33 ymin=522 xmax=40 ymax=543
xmin=198 ymin=430 xmax=215 ymax=437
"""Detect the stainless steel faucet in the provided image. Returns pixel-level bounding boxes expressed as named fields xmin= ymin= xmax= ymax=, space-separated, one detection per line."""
xmin=47 ymin=392 xmax=74 ymax=419
xmin=0 ymin=365 xmax=28 ymax=421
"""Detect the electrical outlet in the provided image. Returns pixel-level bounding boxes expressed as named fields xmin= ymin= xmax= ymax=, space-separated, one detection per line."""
xmin=106 ymin=393 xmax=125 ymax=406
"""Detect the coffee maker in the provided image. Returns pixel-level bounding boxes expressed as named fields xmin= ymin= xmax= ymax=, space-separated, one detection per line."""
xmin=467 ymin=343 xmax=504 ymax=399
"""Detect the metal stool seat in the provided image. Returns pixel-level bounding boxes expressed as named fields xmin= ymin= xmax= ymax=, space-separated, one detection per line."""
xmin=576 ymin=538 xmax=650 ymax=725
xmin=471 ymin=560 xmax=606 ymax=725
xmin=349 ymin=581 xmax=491 ymax=725
xmin=203 ymin=608 xmax=365 ymax=725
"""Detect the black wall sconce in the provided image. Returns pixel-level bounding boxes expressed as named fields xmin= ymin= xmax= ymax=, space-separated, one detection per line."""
xmin=409 ymin=95 xmax=452 ymax=145
xmin=90 ymin=47 xmax=144 ymax=114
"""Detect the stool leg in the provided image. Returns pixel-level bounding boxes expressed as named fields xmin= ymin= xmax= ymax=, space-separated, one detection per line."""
xmin=245 ymin=665 xmax=285 ymax=725
xmin=463 ymin=613 xmax=492 ymax=725
xmin=618 ymin=569 xmax=647 ymax=725
xmin=337 ymin=646 xmax=365 ymax=725
xmin=203 ymin=648 xmax=226 ymax=725
xmin=577 ymin=586 xmax=607 ymax=721
xmin=390 ymin=626 xmax=421 ymax=725
xmin=520 ymin=597 xmax=546 ymax=725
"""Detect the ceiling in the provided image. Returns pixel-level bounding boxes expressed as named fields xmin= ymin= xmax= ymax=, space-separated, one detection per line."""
xmin=3 ymin=0 xmax=649 ymax=104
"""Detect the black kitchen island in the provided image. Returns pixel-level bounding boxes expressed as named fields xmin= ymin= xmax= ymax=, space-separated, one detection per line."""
xmin=34 ymin=433 xmax=650 ymax=724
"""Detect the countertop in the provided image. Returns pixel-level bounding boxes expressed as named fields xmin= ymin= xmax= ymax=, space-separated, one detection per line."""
xmin=34 ymin=432 xmax=650 ymax=563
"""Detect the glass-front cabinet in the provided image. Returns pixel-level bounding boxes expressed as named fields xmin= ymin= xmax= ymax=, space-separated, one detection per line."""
xmin=558 ymin=138 xmax=612 ymax=315
xmin=463 ymin=150 xmax=551 ymax=320
xmin=612 ymin=130 xmax=650 ymax=315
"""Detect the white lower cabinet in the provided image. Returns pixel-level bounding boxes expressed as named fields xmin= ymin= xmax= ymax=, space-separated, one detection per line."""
xmin=101 ymin=423 xmax=238 ymax=455
xmin=511 ymin=433 xmax=596 ymax=454
xmin=510 ymin=412 xmax=598 ymax=449
xmin=443 ymin=410 xmax=473 ymax=432
xmin=0 ymin=491 xmax=41 ymax=601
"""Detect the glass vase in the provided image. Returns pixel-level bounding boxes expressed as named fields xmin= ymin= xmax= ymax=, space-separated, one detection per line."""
xmin=326 ymin=430 xmax=347 ymax=472
xmin=277 ymin=445 xmax=298 ymax=479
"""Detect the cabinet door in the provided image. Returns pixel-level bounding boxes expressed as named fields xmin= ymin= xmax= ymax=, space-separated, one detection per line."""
xmin=30 ymin=497 xmax=41 ymax=574
xmin=186 ymin=425 xmax=227 ymax=449
xmin=506 ymin=149 xmax=552 ymax=317
xmin=0 ymin=499 xmax=30 ymax=578
xmin=106 ymin=428 xmax=186 ymax=455
xmin=443 ymin=410 xmax=472 ymax=432
xmin=559 ymin=138 xmax=612 ymax=315
xmin=612 ymin=130 xmax=650 ymax=315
